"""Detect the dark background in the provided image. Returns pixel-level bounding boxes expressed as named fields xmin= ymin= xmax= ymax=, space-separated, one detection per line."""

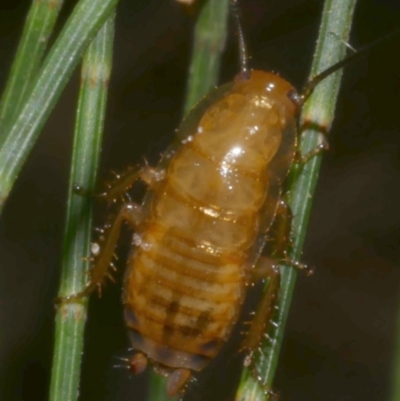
xmin=0 ymin=0 xmax=400 ymax=400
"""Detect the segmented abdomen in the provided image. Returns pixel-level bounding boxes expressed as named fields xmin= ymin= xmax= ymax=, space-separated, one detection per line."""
xmin=124 ymin=137 xmax=268 ymax=371
xmin=123 ymin=70 xmax=297 ymax=372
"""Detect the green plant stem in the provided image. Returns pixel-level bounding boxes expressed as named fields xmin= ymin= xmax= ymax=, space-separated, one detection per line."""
xmin=183 ymin=0 xmax=230 ymax=114
xmin=236 ymin=0 xmax=357 ymax=400
xmin=0 ymin=0 xmax=64 ymax=138
xmin=49 ymin=15 xmax=115 ymax=401
xmin=147 ymin=0 xmax=230 ymax=399
xmin=0 ymin=0 xmax=118 ymax=212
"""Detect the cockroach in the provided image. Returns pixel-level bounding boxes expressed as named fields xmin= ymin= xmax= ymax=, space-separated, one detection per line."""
xmin=60 ymin=0 xmax=400 ymax=398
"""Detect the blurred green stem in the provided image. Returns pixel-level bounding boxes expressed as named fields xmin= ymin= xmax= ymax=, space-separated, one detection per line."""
xmin=0 ymin=0 xmax=118 ymax=212
xmin=49 ymin=15 xmax=115 ymax=401
xmin=183 ymin=0 xmax=230 ymax=114
xmin=0 ymin=0 xmax=64 ymax=139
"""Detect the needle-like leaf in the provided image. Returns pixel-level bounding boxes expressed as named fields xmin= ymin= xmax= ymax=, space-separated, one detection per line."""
xmin=49 ymin=15 xmax=115 ymax=401
xmin=0 ymin=0 xmax=118 ymax=212
xmin=236 ymin=0 xmax=357 ymax=400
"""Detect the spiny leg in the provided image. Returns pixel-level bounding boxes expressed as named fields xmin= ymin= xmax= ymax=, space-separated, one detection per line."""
xmin=241 ymin=256 xmax=280 ymax=400
xmin=58 ymin=202 xmax=144 ymax=303
xmin=242 ymin=199 xmax=314 ymax=394
xmin=99 ymin=164 xmax=164 ymax=202
xmin=294 ymin=120 xmax=330 ymax=165
xmin=244 ymin=256 xmax=280 ymax=361
xmin=244 ymin=211 xmax=303 ymax=357
xmin=268 ymin=199 xmax=314 ymax=275
xmin=245 ymin=197 xmax=315 ymax=338
xmin=73 ymin=164 xmax=164 ymax=203
xmin=57 ymin=164 xmax=165 ymax=304
xmin=268 ymin=199 xmax=292 ymax=258
xmin=244 ymin=199 xmax=305 ymax=355
xmin=294 ymin=136 xmax=329 ymax=165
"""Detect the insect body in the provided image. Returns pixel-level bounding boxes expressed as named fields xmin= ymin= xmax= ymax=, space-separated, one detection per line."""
xmin=120 ymin=71 xmax=298 ymax=395
xmin=78 ymin=69 xmax=300 ymax=396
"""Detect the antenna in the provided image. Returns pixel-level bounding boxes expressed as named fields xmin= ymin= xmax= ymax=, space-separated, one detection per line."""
xmin=300 ymin=26 xmax=400 ymax=105
xmin=231 ymin=0 xmax=250 ymax=78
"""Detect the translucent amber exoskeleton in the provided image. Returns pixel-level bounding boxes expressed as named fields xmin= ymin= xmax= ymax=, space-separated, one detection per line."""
xmin=108 ymin=70 xmax=300 ymax=395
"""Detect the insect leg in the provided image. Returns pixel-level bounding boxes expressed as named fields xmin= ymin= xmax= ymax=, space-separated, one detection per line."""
xmin=244 ymin=197 xmax=313 ymax=356
xmin=269 ymin=199 xmax=314 ymax=275
xmin=294 ymin=136 xmax=329 ymax=165
xmin=72 ymin=164 xmax=163 ymax=202
xmin=58 ymin=202 xmax=144 ymax=303
xmin=99 ymin=164 xmax=164 ymax=202
xmin=244 ymin=256 xmax=280 ymax=356
xmin=268 ymin=199 xmax=292 ymax=257
xmin=241 ymin=257 xmax=281 ymax=401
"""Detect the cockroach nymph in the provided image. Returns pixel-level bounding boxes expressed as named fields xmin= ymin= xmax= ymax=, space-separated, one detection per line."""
xmin=60 ymin=0 xmax=397 ymax=397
